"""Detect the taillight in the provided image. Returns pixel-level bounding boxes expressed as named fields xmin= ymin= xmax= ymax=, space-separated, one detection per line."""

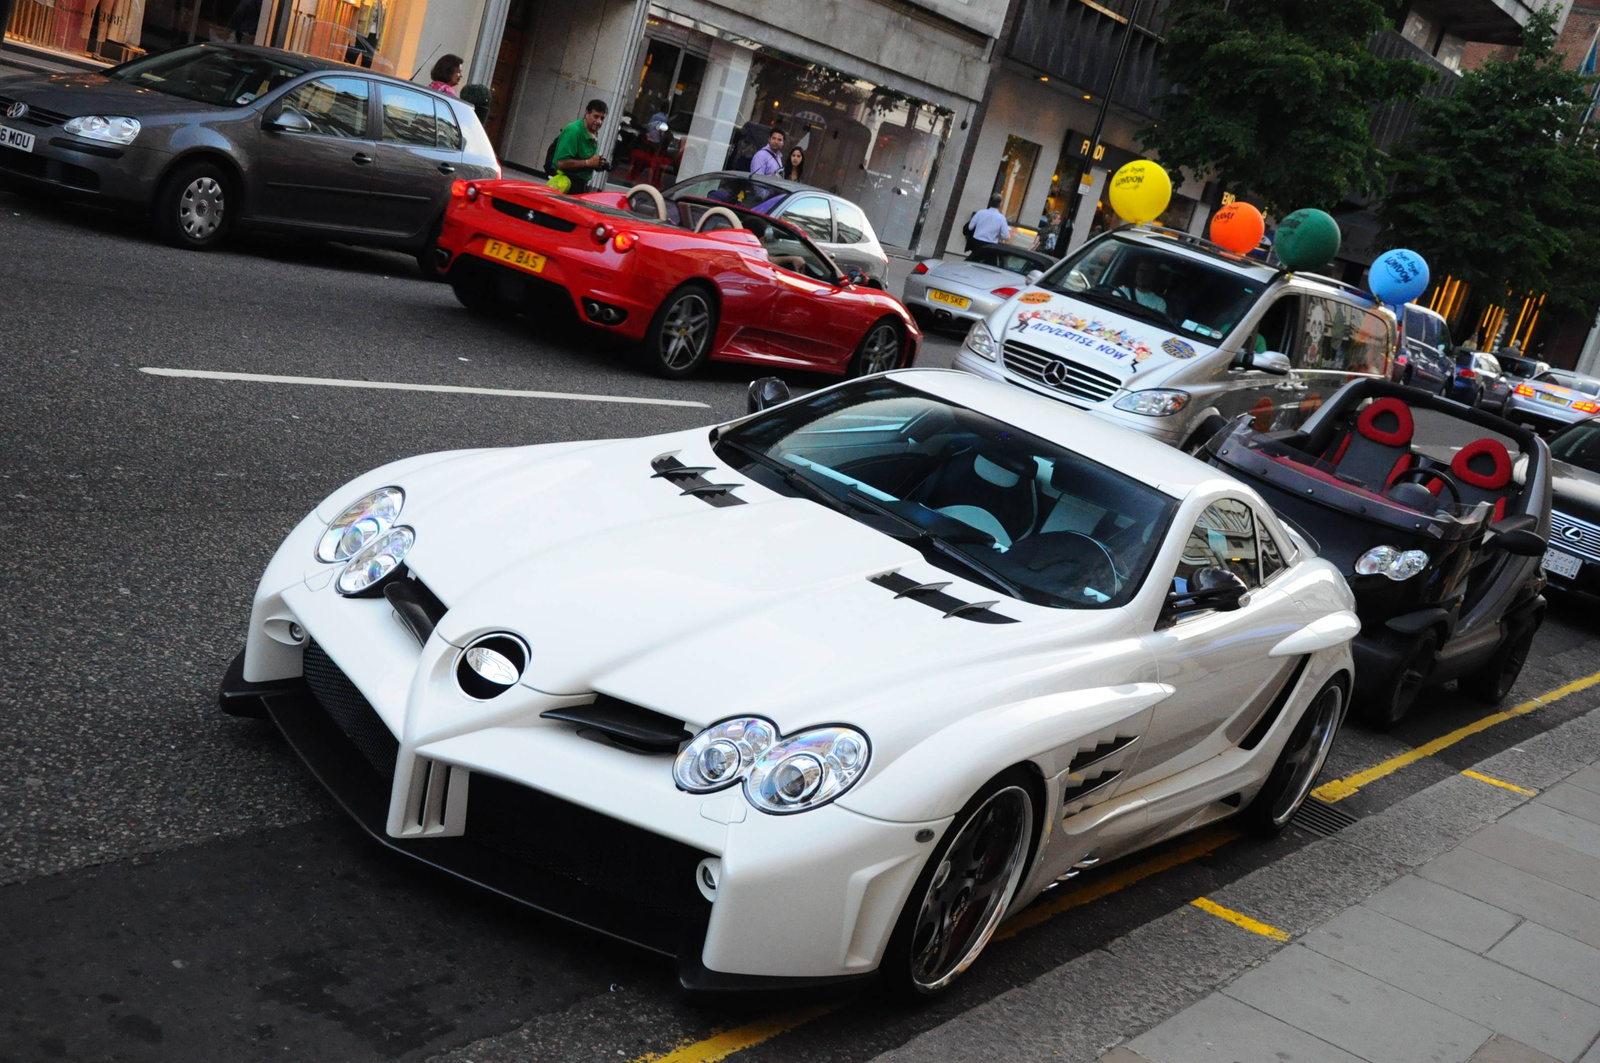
xmin=911 ymin=262 xmax=930 ymax=275
xmin=451 ymin=179 xmax=467 ymax=198
xmin=1457 ymin=368 xmax=1476 ymax=380
xmin=1396 ymin=354 xmax=1408 ymax=366
xmin=992 ymin=287 xmax=1019 ymax=298
xmin=591 ymin=223 xmax=611 ymax=244
xmin=1515 ymin=383 xmax=1536 ymax=397
xmin=612 ymin=231 xmax=638 ymax=252
xmin=1576 ymin=400 xmax=1600 ymax=414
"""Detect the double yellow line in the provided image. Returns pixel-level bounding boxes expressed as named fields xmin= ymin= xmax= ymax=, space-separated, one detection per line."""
xmin=635 ymin=667 xmax=1600 ymax=1063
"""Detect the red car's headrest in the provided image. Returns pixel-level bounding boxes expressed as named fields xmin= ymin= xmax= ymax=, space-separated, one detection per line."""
xmin=1356 ymin=398 xmax=1414 ymax=447
xmin=1452 ymin=438 xmax=1513 ymax=489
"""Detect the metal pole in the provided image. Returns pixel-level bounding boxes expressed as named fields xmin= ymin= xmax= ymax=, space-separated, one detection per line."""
xmin=1086 ymin=0 xmax=1147 ymax=165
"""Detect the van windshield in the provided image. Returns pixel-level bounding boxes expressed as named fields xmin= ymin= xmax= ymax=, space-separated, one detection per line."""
xmin=1038 ymin=235 xmax=1267 ymax=344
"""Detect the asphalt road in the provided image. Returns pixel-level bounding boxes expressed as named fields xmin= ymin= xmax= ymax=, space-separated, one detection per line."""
xmin=2 ymin=190 xmax=1598 ymax=1063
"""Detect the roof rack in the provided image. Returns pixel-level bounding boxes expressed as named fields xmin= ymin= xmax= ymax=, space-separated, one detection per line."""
xmin=1288 ymin=271 xmax=1378 ymax=303
xmin=1113 ymin=223 xmax=1381 ymax=304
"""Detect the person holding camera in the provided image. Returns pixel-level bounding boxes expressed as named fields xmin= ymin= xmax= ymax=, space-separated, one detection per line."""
xmin=551 ymin=99 xmax=611 ymax=195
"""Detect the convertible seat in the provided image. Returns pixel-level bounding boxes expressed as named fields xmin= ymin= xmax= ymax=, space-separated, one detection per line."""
xmin=1324 ymin=397 xmax=1418 ymax=490
xmin=909 ymin=448 xmax=1038 ymax=548
xmin=1451 ymin=438 xmax=1516 ymax=521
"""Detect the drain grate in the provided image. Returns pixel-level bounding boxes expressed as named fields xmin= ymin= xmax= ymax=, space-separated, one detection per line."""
xmin=1291 ymin=797 xmax=1359 ymax=838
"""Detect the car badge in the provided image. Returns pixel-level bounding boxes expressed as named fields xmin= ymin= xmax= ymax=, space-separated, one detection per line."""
xmin=1042 ymin=359 xmax=1071 ymax=387
xmin=1564 ymin=525 xmax=1584 ymax=543
xmin=5 ymin=101 xmax=26 ymax=119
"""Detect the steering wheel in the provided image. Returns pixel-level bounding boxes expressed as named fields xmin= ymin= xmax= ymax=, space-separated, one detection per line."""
xmin=1392 ymin=466 xmax=1462 ymax=505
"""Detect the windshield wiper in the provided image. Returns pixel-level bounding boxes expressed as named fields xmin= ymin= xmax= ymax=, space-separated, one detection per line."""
xmin=715 ymin=439 xmax=850 ymax=513
xmin=842 ymin=490 xmax=1029 ymax=601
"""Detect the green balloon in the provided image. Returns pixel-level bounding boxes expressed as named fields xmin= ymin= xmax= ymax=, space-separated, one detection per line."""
xmin=1275 ymin=209 xmax=1341 ymax=271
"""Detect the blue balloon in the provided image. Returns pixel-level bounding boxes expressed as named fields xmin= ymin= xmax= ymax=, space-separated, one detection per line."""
xmin=1370 ymin=248 xmax=1430 ymax=305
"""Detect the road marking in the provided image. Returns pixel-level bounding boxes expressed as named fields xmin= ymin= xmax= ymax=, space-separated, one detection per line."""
xmin=1313 ymin=668 xmax=1600 ymax=803
xmin=138 ymin=367 xmax=712 ymax=408
xmin=1462 ymin=769 xmax=1537 ymax=796
xmin=1190 ymin=897 xmax=1292 ymax=942
xmin=633 ymin=1006 xmax=841 ymax=1063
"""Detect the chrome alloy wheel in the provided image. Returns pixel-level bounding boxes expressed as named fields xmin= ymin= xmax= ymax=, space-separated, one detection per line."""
xmin=911 ymin=785 xmax=1033 ymax=991
xmin=660 ymin=292 xmax=712 ymax=370
xmin=1268 ymin=685 xmax=1344 ymax=827
xmin=858 ymin=323 xmax=901 ymax=375
xmin=178 ymin=176 xmax=225 ymax=240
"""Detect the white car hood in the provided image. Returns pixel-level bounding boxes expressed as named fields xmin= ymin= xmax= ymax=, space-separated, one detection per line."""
xmin=997 ymin=290 xmax=1217 ymax=387
xmin=386 ymin=430 xmax=1122 ymax=740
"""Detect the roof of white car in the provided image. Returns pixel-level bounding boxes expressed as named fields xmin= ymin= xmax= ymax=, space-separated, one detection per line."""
xmin=887 ymin=369 xmax=1230 ymax=497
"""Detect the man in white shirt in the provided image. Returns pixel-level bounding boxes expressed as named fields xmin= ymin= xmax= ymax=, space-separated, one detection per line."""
xmin=969 ymin=193 xmax=1012 ymax=247
xmin=1116 ymin=259 xmax=1169 ymax=315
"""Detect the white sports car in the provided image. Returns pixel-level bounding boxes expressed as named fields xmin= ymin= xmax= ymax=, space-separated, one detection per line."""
xmin=220 ymin=369 xmax=1359 ymax=995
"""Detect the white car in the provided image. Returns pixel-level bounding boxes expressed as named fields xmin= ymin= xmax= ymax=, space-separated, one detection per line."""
xmin=220 ymin=369 xmax=1358 ymax=995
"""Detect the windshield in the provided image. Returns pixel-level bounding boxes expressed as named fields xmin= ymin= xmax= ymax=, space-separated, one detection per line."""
xmin=1037 ymin=235 xmax=1267 ymax=343
xmin=107 ymin=46 xmax=306 ymax=107
xmin=969 ymin=246 xmax=1049 ymax=275
xmin=1538 ymin=370 xmax=1600 ymax=396
xmin=1551 ymin=421 xmax=1600 ymax=472
xmin=716 ymin=378 xmax=1177 ymax=608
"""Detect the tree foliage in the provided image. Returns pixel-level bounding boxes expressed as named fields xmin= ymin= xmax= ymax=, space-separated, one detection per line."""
xmin=1381 ymin=7 xmax=1600 ymax=316
xmin=1141 ymin=0 xmax=1430 ymax=214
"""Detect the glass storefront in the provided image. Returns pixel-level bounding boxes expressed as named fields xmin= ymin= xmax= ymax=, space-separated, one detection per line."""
xmin=609 ymin=6 xmax=953 ymax=249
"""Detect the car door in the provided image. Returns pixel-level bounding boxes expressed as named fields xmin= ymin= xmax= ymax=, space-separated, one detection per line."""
xmin=1128 ymin=499 xmax=1307 ymax=790
xmin=367 ymin=84 xmax=465 ymax=239
xmin=775 ymin=193 xmax=836 ymax=254
xmin=760 ymin=223 xmax=860 ymax=366
xmin=248 ymin=75 xmax=382 ymax=230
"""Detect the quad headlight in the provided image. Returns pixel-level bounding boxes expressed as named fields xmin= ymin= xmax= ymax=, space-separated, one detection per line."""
xmin=1354 ymin=545 xmax=1429 ymax=581
xmin=336 ymin=525 xmax=415 ymax=595
xmin=63 ymin=115 xmax=141 ymax=145
xmin=963 ymin=320 xmax=998 ymax=361
xmin=673 ymin=717 xmax=870 ymax=814
xmin=316 ymin=487 xmax=405 ymax=562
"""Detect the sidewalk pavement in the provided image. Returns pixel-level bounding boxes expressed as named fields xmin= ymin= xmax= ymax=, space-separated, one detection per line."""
xmin=872 ymin=697 xmax=1600 ymax=1063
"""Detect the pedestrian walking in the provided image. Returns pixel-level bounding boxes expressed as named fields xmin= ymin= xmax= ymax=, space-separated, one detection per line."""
xmin=749 ymin=128 xmax=785 ymax=176
xmin=1034 ymin=210 xmax=1063 ymax=254
xmin=429 ymin=54 xmax=463 ymax=96
xmin=966 ymin=193 xmax=1011 ymax=252
xmin=549 ymin=99 xmax=610 ymax=195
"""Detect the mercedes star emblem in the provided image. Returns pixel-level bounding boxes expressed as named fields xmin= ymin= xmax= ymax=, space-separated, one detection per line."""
xmin=1564 ymin=525 xmax=1584 ymax=543
xmin=5 ymin=101 xmax=26 ymax=119
xmin=1042 ymin=359 xmax=1071 ymax=387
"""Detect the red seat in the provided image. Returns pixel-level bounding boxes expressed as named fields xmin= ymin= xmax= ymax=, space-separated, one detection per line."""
xmin=1451 ymin=438 xmax=1515 ymax=521
xmin=1324 ymin=397 xmax=1417 ymax=490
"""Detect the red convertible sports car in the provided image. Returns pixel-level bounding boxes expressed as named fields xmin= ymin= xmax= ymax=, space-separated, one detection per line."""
xmin=436 ymin=181 xmax=920 ymax=378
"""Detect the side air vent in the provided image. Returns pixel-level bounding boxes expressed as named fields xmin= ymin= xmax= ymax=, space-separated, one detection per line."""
xmin=541 ymin=694 xmax=693 ymax=753
xmin=1067 ymin=734 xmax=1138 ymax=775
xmin=1059 ymin=770 xmax=1121 ymax=807
xmin=1237 ymin=656 xmax=1311 ymax=751
xmin=384 ymin=573 xmax=448 ymax=646
xmin=651 ymin=454 xmax=746 ymax=508
xmin=869 ymin=571 xmax=1017 ymax=624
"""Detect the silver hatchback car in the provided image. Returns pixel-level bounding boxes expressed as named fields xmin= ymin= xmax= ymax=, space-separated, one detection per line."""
xmin=1505 ymin=368 xmax=1600 ymax=433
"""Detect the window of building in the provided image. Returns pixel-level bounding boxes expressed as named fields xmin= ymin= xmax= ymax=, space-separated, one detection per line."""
xmin=994 ymin=135 xmax=1041 ymax=224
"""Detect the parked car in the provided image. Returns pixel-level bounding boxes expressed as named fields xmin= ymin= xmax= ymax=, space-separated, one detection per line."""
xmin=1451 ymin=350 xmax=1512 ymax=415
xmin=1504 ymin=368 xmax=1600 ymax=434
xmin=1542 ymin=415 xmax=1600 ymax=602
xmin=901 ymin=245 xmax=1057 ymax=331
xmin=1396 ymin=304 xmax=1456 ymax=395
xmin=1495 ymin=351 xmax=1552 ymax=380
xmin=437 ymin=180 xmax=918 ymax=378
xmin=218 ymin=368 xmax=1358 ymax=996
xmin=660 ymin=171 xmax=890 ymax=284
xmin=1201 ymin=379 xmax=1551 ymax=725
xmin=953 ymin=226 xmax=1398 ymax=452
xmin=0 ymin=44 xmax=499 ymax=274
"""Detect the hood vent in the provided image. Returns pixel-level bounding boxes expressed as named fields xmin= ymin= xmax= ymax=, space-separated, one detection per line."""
xmin=870 ymin=571 xmax=1017 ymax=624
xmin=383 ymin=572 xmax=448 ymax=646
xmin=652 ymin=454 xmax=745 ymax=508
xmin=541 ymin=695 xmax=693 ymax=754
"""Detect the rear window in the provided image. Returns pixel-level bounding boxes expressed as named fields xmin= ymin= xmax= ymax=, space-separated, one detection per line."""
xmin=834 ymin=201 xmax=869 ymax=244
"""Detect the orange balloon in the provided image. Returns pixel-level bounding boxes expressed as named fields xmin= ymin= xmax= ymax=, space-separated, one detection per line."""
xmin=1210 ymin=201 xmax=1265 ymax=254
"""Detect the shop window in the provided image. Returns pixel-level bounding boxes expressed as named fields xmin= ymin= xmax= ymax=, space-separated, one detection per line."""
xmin=282 ymin=77 xmax=371 ymax=139
xmin=834 ymin=201 xmax=868 ymax=245
xmin=381 ymin=84 xmax=437 ymax=146
xmin=782 ymin=196 xmax=834 ymax=242
xmin=994 ymin=135 xmax=1041 ymax=224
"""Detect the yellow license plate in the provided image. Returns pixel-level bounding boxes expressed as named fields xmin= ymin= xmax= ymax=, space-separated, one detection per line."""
xmin=928 ymin=289 xmax=970 ymax=309
xmin=483 ymin=238 xmax=547 ymax=274
xmin=1537 ymin=390 xmax=1570 ymax=405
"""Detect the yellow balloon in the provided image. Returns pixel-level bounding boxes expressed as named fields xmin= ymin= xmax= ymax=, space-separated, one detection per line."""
xmin=1108 ymin=160 xmax=1172 ymax=225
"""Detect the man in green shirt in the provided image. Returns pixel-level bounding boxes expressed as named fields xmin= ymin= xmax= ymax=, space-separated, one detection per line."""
xmin=552 ymin=99 xmax=609 ymax=194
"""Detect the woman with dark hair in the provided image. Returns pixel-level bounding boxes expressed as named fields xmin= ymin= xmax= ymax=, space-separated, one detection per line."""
xmin=785 ymin=146 xmax=805 ymax=182
xmin=429 ymin=54 xmax=464 ymax=96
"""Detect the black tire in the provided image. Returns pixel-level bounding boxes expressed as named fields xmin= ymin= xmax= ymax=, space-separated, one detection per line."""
xmin=880 ymin=768 xmax=1037 ymax=999
xmin=1465 ymin=607 xmax=1543 ymax=704
xmin=851 ymin=320 xmax=904 ymax=377
xmin=416 ymin=215 xmax=447 ymax=282
xmin=642 ymin=284 xmax=718 ymax=378
xmin=449 ymin=270 xmax=504 ymax=314
xmin=1359 ymin=630 xmax=1437 ymax=728
xmin=152 ymin=160 xmax=233 ymax=250
xmin=1182 ymin=414 xmax=1231 ymax=455
xmin=1242 ymin=678 xmax=1346 ymax=837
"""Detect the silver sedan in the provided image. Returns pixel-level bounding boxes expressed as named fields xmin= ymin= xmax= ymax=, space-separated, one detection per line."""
xmin=1505 ymin=368 xmax=1600 ymax=433
xmin=902 ymin=245 xmax=1057 ymax=331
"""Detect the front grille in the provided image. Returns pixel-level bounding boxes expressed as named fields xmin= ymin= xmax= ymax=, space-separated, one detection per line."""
xmin=1551 ymin=510 xmax=1600 ymax=562
xmin=491 ymin=196 xmax=579 ymax=232
xmin=466 ymin=773 xmax=711 ymax=920
xmin=1002 ymin=340 xmax=1122 ymax=402
xmin=0 ymin=96 xmax=72 ymax=128
xmin=302 ymin=641 xmax=399 ymax=777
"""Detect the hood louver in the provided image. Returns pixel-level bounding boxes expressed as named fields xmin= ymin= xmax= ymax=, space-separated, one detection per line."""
xmin=870 ymin=571 xmax=1017 ymax=624
xmin=652 ymin=454 xmax=745 ymax=508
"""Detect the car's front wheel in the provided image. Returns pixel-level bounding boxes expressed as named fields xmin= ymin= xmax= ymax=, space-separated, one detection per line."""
xmin=153 ymin=160 xmax=233 ymax=250
xmin=881 ymin=770 xmax=1035 ymax=997
xmin=851 ymin=320 xmax=903 ymax=377
xmin=1242 ymin=678 xmax=1345 ymax=836
xmin=1360 ymin=630 xmax=1437 ymax=728
xmin=643 ymin=284 xmax=718 ymax=378
xmin=1466 ymin=607 xmax=1543 ymax=704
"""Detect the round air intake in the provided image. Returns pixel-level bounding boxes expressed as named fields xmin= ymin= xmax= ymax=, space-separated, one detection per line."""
xmin=455 ymin=633 xmax=529 ymax=700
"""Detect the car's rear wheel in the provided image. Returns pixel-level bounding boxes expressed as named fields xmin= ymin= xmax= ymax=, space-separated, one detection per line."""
xmin=1466 ymin=607 xmax=1543 ymax=704
xmin=851 ymin=320 xmax=903 ymax=377
xmin=1360 ymin=631 xmax=1437 ymax=728
xmin=881 ymin=770 xmax=1035 ymax=998
xmin=153 ymin=160 xmax=232 ymax=250
xmin=1242 ymin=678 xmax=1345 ymax=836
xmin=643 ymin=284 xmax=717 ymax=378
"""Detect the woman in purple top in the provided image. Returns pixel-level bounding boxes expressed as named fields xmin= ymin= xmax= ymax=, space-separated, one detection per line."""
xmin=429 ymin=54 xmax=463 ymax=96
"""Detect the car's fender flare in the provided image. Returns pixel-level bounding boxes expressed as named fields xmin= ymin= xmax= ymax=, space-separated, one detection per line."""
xmin=1384 ymin=606 xmax=1454 ymax=639
xmin=837 ymin=683 xmax=1174 ymax=823
xmin=152 ymin=147 xmax=248 ymax=214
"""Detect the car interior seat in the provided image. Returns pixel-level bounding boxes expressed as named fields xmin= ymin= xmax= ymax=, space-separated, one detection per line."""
xmin=1323 ymin=397 xmax=1418 ymax=490
xmin=908 ymin=447 xmax=1039 ymax=548
xmin=1450 ymin=438 xmax=1517 ymax=521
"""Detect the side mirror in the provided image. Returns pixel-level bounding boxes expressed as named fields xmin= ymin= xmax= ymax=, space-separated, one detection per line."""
xmin=1165 ymin=567 xmax=1249 ymax=616
xmin=1492 ymin=527 xmax=1547 ymax=557
xmin=1024 ymin=269 xmax=1044 ymax=285
xmin=263 ymin=106 xmax=313 ymax=134
xmin=1249 ymin=350 xmax=1292 ymax=376
xmin=1490 ymin=513 xmax=1536 ymax=536
xmin=747 ymin=376 xmax=791 ymax=414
